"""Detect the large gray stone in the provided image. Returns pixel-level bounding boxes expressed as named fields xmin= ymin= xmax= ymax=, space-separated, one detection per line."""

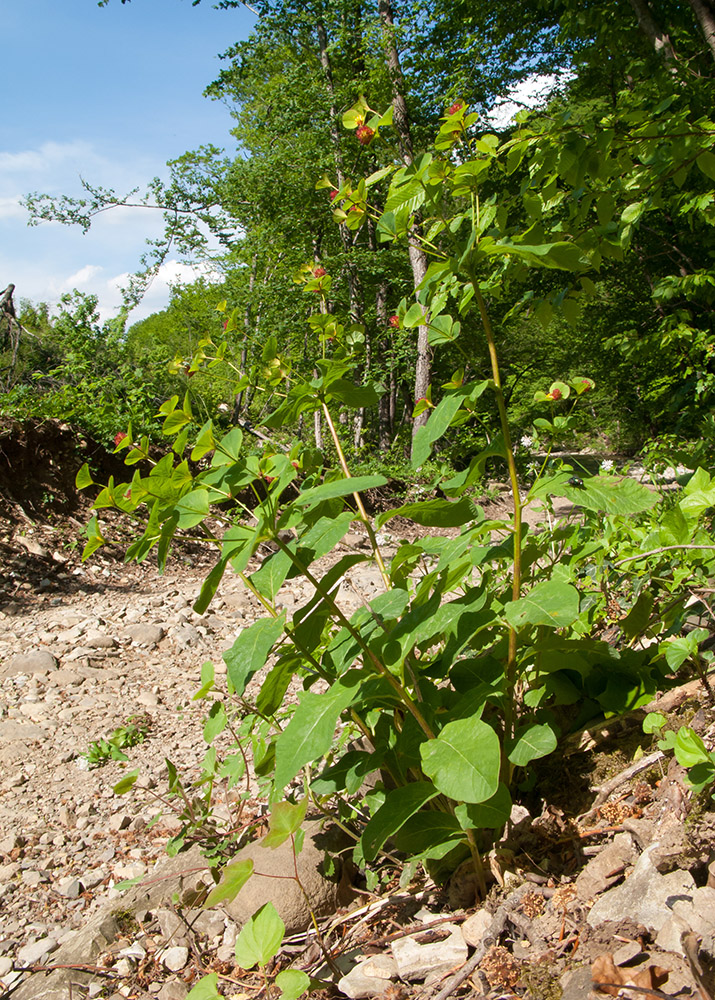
xmin=338 ymin=954 xmax=398 ymax=998
xmin=587 ymin=844 xmax=695 ymax=932
xmin=223 ymin=821 xmax=352 ymax=934
xmin=122 ymin=624 xmax=164 ymax=647
xmin=10 ymin=914 xmax=119 ymax=1000
xmin=391 ymin=925 xmax=468 ymax=983
xmin=2 ymin=650 xmax=58 ymax=678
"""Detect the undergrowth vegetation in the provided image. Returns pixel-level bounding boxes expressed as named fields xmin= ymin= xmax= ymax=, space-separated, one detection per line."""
xmin=69 ymin=104 xmax=715 ymax=998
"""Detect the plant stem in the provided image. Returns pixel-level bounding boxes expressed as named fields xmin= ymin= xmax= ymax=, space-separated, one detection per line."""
xmin=473 ymin=282 xmax=522 ymax=749
xmin=271 ymin=534 xmax=435 ymax=739
xmin=321 ymin=402 xmax=391 ymax=589
xmin=612 ymin=544 xmax=715 ymax=567
xmin=465 ymin=829 xmax=488 ymax=900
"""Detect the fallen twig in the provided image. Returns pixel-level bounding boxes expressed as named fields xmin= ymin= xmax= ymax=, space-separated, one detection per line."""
xmin=589 ymin=751 xmax=666 ymax=810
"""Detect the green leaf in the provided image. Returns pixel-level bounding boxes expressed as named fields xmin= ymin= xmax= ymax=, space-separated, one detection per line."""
xmin=507 ymin=723 xmax=557 ymax=766
xmin=643 ymin=712 xmax=667 ymax=734
xmin=505 ymin=579 xmax=580 ymax=630
xmin=186 ymin=974 xmax=221 ymax=1000
xmin=420 ymin=717 xmax=500 ymax=804
xmin=113 ymin=770 xmax=139 ymax=795
xmin=204 ymin=859 xmax=254 ymax=909
xmin=275 ymin=970 xmax=311 ymax=1000
xmin=486 ymin=239 xmax=589 ymax=271
xmin=326 ymin=379 xmax=380 ymax=409
xmin=193 ymin=559 xmax=228 ymax=616
xmin=175 ymin=490 xmax=210 ymax=529
xmin=360 ymin=782 xmax=439 ymax=862
xmin=294 ymin=475 xmax=386 ymax=508
xmin=377 ymin=498 xmax=479 ymax=530
xmin=194 ymin=661 xmax=215 ymax=701
xmin=411 ymin=391 xmax=466 ymax=469
xmin=274 ymin=676 xmax=360 ymax=791
xmin=697 ymin=150 xmax=715 ymax=182
xmin=674 ymin=727 xmax=710 ymax=768
xmin=113 ymin=876 xmax=144 ymax=892
xmin=163 ymin=409 xmax=191 ymax=436
xmin=262 ymin=800 xmax=308 ymax=849
xmin=621 ymin=592 xmax=654 ymax=640
xmin=235 ymin=902 xmax=285 ymax=970
xmin=212 ymin=427 xmax=244 ymax=466
xmin=223 ymin=614 xmax=286 ymax=698
xmin=573 ymin=476 xmax=658 ymax=516
xmin=454 ymin=783 xmax=512 ymax=830
xmin=75 ymin=463 xmax=94 ymax=489
xmin=384 ymin=178 xmax=426 ymax=218
xmin=203 ymin=701 xmax=227 ymax=744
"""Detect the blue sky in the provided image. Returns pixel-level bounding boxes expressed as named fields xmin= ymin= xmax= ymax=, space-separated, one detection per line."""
xmin=1 ymin=0 xmax=257 ymax=323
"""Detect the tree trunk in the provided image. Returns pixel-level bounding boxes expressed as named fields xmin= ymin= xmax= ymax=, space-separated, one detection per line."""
xmin=687 ymin=0 xmax=715 ymax=62
xmin=627 ymin=0 xmax=677 ymax=62
xmin=378 ymin=0 xmax=431 ymax=454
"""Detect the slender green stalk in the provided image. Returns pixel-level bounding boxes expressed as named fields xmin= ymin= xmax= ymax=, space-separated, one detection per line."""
xmin=473 ymin=281 xmax=522 ymax=751
xmin=271 ymin=533 xmax=436 ymax=739
xmin=321 ymin=401 xmax=391 ymax=590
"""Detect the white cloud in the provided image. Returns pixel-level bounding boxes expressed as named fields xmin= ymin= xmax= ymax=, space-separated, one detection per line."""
xmin=0 ymin=196 xmax=25 ymax=220
xmin=63 ymin=264 xmax=104 ymax=290
xmin=0 ymin=141 xmax=100 ymax=178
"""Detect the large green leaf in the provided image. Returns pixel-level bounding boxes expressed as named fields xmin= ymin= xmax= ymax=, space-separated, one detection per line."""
xmin=420 ymin=717 xmax=500 ymax=803
xmin=235 ymin=902 xmax=285 ymax=969
xmin=486 ymin=239 xmax=589 ymax=271
xmin=360 ymin=782 xmax=439 ymax=862
xmin=411 ymin=391 xmax=465 ymax=469
xmin=505 ymin=579 xmax=580 ymax=629
xmin=204 ymin=859 xmax=254 ymax=908
xmin=275 ymin=970 xmax=311 ymax=1000
xmin=261 ymin=800 xmax=307 ymax=849
xmin=507 ymin=723 xmax=557 ymax=766
xmin=223 ymin=613 xmax=286 ymax=697
xmin=325 ymin=379 xmax=380 ymax=409
xmin=294 ymin=475 xmax=387 ymax=508
xmin=377 ymin=498 xmax=479 ymax=530
xmin=572 ymin=476 xmax=657 ymax=516
xmin=273 ymin=675 xmax=361 ymax=790
xmin=455 ymin=783 xmax=512 ymax=830
xmin=186 ymin=974 xmax=221 ymax=1000
xmin=175 ymin=489 xmax=210 ymax=528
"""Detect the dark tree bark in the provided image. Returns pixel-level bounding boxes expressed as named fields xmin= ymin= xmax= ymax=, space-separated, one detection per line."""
xmin=627 ymin=0 xmax=677 ymax=62
xmin=687 ymin=0 xmax=715 ymax=62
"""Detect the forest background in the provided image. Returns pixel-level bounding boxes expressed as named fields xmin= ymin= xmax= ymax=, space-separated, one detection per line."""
xmin=3 ymin=0 xmax=715 ymax=478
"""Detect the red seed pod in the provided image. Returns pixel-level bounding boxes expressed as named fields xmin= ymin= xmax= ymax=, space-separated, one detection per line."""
xmin=356 ymin=124 xmax=375 ymax=145
xmin=389 ymin=315 xmax=400 ymax=328
xmin=114 ymin=431 xmax=127 ymax=447
xmin=447 ymin=100 xmax=465 ymax=115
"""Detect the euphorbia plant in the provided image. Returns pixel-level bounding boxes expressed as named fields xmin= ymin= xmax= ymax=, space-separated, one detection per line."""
xmin=78 ymin=105 xmax=715 ymax=903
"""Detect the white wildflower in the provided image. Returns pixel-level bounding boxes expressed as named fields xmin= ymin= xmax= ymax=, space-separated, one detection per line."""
xmin=520 ymin=435 xmax=534 ymax=449
xmin=600 ymin=459 xmax=614 ymax=473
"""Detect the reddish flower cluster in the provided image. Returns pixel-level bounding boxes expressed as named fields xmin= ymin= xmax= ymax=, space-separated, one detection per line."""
xmin=356 ymin=124 xmax=375 ymax=145
xmin=550 ymin=388 xmax=562 ymax=401
xmin=312 ymin=266 xmax=327 ymax=278
xmin=447 ymin=100 xmax=465 ymax=116
xmin=389 ymin=315 xmax=400 ymax=328
xmin=114 ymin=431 xmax=127 ymax=447
xmin=329 ymin=189 xmax=339 ymax=200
